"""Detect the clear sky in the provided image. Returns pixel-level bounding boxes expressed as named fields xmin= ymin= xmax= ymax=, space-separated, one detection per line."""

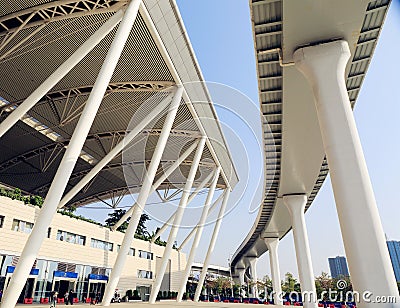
xmin=78 ymin=0 xmax=400 ymax=281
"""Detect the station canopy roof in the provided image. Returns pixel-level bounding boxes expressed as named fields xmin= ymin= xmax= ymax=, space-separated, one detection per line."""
xmin=0 ymin=0 xmax=238 ymax=209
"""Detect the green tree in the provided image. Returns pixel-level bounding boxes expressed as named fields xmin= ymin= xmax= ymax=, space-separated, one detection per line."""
xmin=233 ymin=284 xmax=241 ymax=297
xmin=282 ymin=272 xmax=301 ymax=293
xmin=105 ymin=209 xmax=150 ymax=236
xmin=315 ymin=272 xmax=332 ymax=300
xmin=149 ymin=227 xmax=167 ymax=246
xmin=259 ymin=275 xmax=273 ymax=299
xmin=64 ymin=205 xmax=76 ymax=214
xmin=332 ymin=275 xmax=353 ymax=294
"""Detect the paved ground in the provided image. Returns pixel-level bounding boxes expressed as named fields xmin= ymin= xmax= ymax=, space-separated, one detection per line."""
xmin=15 ymin=301 xmax=279 ymax=308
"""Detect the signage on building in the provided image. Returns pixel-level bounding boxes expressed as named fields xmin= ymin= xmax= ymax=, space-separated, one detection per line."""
xmin=53 ymin=270 xmax=78 ymax=279
xmin=7 ymin=266 xmax=39 ymax=275
xmin=88 ymin=274 xmax=108 ymax=281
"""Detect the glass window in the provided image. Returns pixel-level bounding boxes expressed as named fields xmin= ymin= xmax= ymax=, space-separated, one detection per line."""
xmin=0 ymin=216 xmax=4 ymax=228
xmin=12 ymin=219 xmax=33 ymax=234
xmin=0 ymin=255 xmax=13 ymax=276
xmin=138 ymin=250 xmax=153 ymax=260
xmin=90 ymin=239 xmax=113 ymax=251
xmin=56 ymin=230 xmax=86 ymax=245
xmin=48 ymin=261 xmax=58 ymax=277
xmin=138 ymin=270 xmax=153 ymax=279
xmin=116 ymin=245 xmax=135 ymax=256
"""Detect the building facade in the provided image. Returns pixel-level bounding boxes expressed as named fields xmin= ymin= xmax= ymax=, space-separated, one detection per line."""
xmin=387 ymin=241 xmax=400 ymax=282
xmin=328 ymin=256 xmax=349 ymax=279
xmin=0 ymin=196 xmax=186 ymax=303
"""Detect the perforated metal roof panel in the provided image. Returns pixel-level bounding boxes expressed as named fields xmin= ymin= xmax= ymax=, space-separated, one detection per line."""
xmin=0 ymin=0 xmax=238 ymax=208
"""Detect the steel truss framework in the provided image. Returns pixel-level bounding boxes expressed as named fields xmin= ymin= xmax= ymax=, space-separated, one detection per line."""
xmin=0 ymin=128 xmax=200 ymax=172
xmin=0 ymin=1 xmax=237 ymax=307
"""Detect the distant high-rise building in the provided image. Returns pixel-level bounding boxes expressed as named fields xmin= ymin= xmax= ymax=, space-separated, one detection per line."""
xmin=328 ymin=256 xmax=349 ymax=278
xmin=387 ymin=240 xmax=400 ymax=282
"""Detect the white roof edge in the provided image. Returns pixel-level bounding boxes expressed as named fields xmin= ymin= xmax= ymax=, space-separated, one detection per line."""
xmin=143 ymin=0 xmax=239 ymax=187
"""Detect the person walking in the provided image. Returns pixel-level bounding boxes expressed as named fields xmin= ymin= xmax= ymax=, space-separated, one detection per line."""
xmin=50 ymin=291 xmax=58 ymax=308
xmin=68 ymin=290 xmax=74 ymax=305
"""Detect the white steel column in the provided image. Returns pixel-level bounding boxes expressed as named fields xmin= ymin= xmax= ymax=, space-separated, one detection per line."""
xmin=177 ymin=192 xmax=224 ymax=250
xmin=58 ymin=91 xmax=176 ymax=208
xmin=194 ymin=188 xmax=231 ymax=302
xmin=110 ymin=139 xmax=199 ymax=230
xmin=149 ymin=136 xmax=206 ymax=304
xmin=150 ymin=170 xmax=214 ymax=242
xmin=283 ymin=195 xmax=316 ymax=308
xmin=294 ymin=40 xmax=399 ymax=308
xmin=102 ymin=85 xmax=183 ymax=306
xmin=0 ymin=9 xmax=124 ymax=138
xmin=264 ymin=238 xmax=282 ymax=305
xmin=177 ymin=167 xmax=221 ymax=302
xmin=0 ymin=1 xmax=141 ymax=307
xmin=247 ymin=257 xmax=258 ymax=298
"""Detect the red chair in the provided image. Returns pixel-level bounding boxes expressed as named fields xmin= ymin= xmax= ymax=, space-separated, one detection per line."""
xmin=244 ymin=300 xmax=250 ymax=304
xmin=234 ymin=299 xmax=240 ymax=303
xmin=86 ymin=298 xmax=92 ymax=303
xmin=214 ymin=299 xmax=219 ymax=302
xmin=73 ymin=298 xmax=79 ymax=303
xmin=224 ymin=299 xmax=229 ymax=303
xmin=57 ymin=298 xmax=64 ymax=303
xmin=285 ymin=302 xmax=291 ymax=306
xmin=294 ymin=302 xmax=301 ymax=306
xmin=40 ymin=298 xmax=49 ymax=304
xmin=254 ymin=300 xmax=259 ymax=304
xmin=23 ymin=298 xmax=33 ymax=304
xmin=318 ymin=304 xmax=324 ymax=307
xmin=264 ymin=302 xmax=270 ymax=305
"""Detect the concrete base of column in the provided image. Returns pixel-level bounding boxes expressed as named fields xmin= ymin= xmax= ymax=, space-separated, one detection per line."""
xmin=283 ymin=195 xmax=316 ymax=308
xmin=265 ymin=237 xmax=283 ymax=305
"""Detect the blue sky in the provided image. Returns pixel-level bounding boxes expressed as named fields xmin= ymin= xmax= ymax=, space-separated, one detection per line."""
xmin=79 ymin=0 xmax=400 ymax=280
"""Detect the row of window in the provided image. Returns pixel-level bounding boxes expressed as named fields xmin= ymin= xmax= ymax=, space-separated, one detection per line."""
xmin=57 ymin=230 xmax=86 ymax=246
xmin=138 ymin=270 xmax=153 ymax=279
xmin=1 ymin=254 xmax=152 ymax=284
xmin=2 ymin=217 xmax=153 ymax=259
xmin=12 ymin=219 xmax=33 ymax=234
xmin=117 ymin=245 xmax=135 ymax=256
xmin=90 ymin=238 xmax=113 ymax=251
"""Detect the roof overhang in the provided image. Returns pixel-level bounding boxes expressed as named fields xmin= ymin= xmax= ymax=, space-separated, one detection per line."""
xmin=0 ymin=0 xmax=238 ymax=208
